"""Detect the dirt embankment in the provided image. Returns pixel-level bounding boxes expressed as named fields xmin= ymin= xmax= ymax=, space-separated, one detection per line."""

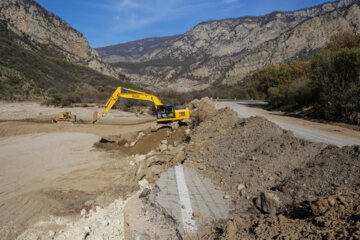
xmin=184 ymin=97 xmax=360 ymax=239
xmin=94 ymin=126 xmax=189 ymax=184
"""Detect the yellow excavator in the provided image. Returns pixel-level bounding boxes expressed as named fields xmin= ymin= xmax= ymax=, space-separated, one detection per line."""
xmin=93 ymin=87 xmax=190 ymax=131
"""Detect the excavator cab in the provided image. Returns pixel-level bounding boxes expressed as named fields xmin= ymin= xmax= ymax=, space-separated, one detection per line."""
xmin=157 ymin=104 xmax=175 ymax=119
xmin=156 ymin=104 xmax=189 ymax=123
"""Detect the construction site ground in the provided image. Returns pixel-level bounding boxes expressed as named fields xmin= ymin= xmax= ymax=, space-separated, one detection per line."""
xmin=0 ymin=101 xmax=359 ymax=240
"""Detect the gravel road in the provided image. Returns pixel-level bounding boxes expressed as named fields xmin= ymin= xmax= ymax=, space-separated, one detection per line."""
xmin=218 ymin=102 xmax=360 ymax=147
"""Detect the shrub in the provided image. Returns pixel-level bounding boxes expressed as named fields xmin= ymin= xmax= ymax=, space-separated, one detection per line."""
xmin=326 ymin=32 xmax=360 ymax=50
xmin=61 ymin=93 xmax=81 ymax=106
xmin=248 ymin=32 xmax=360 ymax=124
xmin=46 ymin=88 xmax=62 ymax=105
xmin=287 ymin=77 xmax=312 ymax=106
xmin=250 ymin=62 xmax=311 ymax=107
xmin=311 ymin=48 xmax=360 ymax=122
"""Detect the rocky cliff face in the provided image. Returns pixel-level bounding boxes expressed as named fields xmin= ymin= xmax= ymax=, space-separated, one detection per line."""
xmin=97 ymin=0 xmax=360 ymax=92
xmin=223 ymin=3 xmax=360 ymax=84
xmin=98 ymin=35 xmax=178 ymax=63
xmin=0 ymin=0 xmax=117 ymax=78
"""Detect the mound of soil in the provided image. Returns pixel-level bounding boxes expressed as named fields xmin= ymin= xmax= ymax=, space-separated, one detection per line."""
xmin=94 ymin=126 xmax=189 ymax=185
xmin=184 ymin=103 xmax=360 ymax=239
xmin=186 ymin=108 xmax=323 ymax=203
xmin=94 ymin=127 xmax=187 ymax=155
xmin=206 ymin=188 xmax=360 ymax=239
xmin=187 ymin=97 xmax=217 ymax=125
xmin=276 ymin=145 xmax=360 ymax=202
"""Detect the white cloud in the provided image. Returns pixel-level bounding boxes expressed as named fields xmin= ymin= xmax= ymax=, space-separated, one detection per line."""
xmin=91 ymin=0 xmax=223 ymax=33
xmin=119 ymin=0 xmax=142 ymax=8
xmin=106 ymin=0 xmax=184 ymax=31
xmin=223 ymin=0 xmax=237 ymax=3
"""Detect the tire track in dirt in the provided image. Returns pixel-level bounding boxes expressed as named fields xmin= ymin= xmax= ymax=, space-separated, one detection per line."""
xmin=0 ymin=194 xmax=45 ymax=240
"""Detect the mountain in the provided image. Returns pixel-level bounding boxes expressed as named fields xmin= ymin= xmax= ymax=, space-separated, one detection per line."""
xmin=97 ymin=0 xmax=360 ymax=92
xmin=0 ymin=0 xmax=117 ymax=78
xmin=0 ymin=0 xmax=135 ymax=101
xmin=97 ymin=35 xmax=178 ymax=63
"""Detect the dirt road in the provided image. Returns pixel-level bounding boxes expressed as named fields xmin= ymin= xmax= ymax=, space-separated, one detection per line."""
xmin=0 ymin=133 xmax=103 ymax=238
xmin=0 ymin=102 xmax=153 ymax=240
xmin=218 ymin=102 xmax=360 ymax=147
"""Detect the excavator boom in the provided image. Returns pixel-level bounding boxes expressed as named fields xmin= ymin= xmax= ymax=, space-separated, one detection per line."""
xmin=93 ymin=86 xmax=190 ymax=128
xmin=100 ymin=87 xmax=162 ymax=118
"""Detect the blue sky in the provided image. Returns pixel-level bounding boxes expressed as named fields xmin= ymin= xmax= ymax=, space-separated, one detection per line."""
xmin=35 ymin=0 xmax=332 ymax=48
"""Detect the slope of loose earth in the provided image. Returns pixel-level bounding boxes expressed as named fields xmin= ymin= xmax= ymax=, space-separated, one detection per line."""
xmin=183 ymin=98 xmax=360 ymax=239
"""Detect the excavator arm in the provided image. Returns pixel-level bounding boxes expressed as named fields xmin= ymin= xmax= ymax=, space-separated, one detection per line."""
xmin=94 ymin=87 xmax=162 ymax=122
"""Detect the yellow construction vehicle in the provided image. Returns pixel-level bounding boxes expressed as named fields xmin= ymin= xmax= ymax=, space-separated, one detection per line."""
xmin=93 ymin=87 xmax=190 ymax=130
xmin=52 ymin=112 xmax=76 ymax=123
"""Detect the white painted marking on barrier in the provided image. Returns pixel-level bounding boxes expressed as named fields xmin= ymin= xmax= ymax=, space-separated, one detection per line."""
xmin=174 ymin=165 xmax=197 ymax=232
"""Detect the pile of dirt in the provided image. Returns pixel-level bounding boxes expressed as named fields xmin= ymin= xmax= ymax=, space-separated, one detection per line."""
xmin=184 ymin=104 xmax=360 ymax=239
xmin=275 ymin=145 xmax=360 ymax=203
xmin=94 ymin=127 xmax=187 ymax=155
xmin=187 ymin=97 xmax=216 ymax=126
xmin=205 ymin=188 xmax=360 ymax=239
xmin=94 ymin=126 xmax=188 ymax=184
xmin=186 ymin=109 xmax=323 ymax=204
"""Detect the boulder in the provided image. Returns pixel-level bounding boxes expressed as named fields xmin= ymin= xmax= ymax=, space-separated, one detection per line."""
xmin=137 ymin=132 xmax=145 ymax=139
xmin=237 ymin=184 xmax=245 ymax=192
xmin=139 ymin=188 xmax=151 ymax=198
xmin=255 ymin=191 xmax=284 ymax=214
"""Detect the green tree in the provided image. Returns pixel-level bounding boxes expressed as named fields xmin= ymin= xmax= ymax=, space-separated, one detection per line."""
xmin=311 ymin=48 xmax=360 ymax=122
xmin=250 ymin=62 xmax=310 ymax=106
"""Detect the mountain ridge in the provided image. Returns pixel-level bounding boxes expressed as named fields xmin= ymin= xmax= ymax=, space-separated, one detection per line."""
xmin=0 ymin=0 xmax=140 ymax=101
xmin=0 ymin=0 xmax=118 ymax=78
xmin=97 ymin=0 xmax=360 ymax=92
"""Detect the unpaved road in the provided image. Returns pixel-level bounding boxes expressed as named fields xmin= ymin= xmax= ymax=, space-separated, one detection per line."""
xmin=0 ymin=133 xmax=103 ymax=238
xmin=218 ymin=102 xmax=360 ymax=147
xmin=0 ymin=102 xmax=137 ymax=121
xmin=0 ymin=102 xmax=153 ymax=240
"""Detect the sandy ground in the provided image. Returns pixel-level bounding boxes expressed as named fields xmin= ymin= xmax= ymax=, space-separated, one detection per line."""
xmin=0 ymin=102 xmax=153 ymax=240
xmin=0 ymin=133 xmax=103 ymax=238
xmin=0 ymin=102 xmax=154 ymax=139
xmin=0 ymin=102 xmax=141 ymax=121
xmin=218 ymin=102 xmax=360 ymax=146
